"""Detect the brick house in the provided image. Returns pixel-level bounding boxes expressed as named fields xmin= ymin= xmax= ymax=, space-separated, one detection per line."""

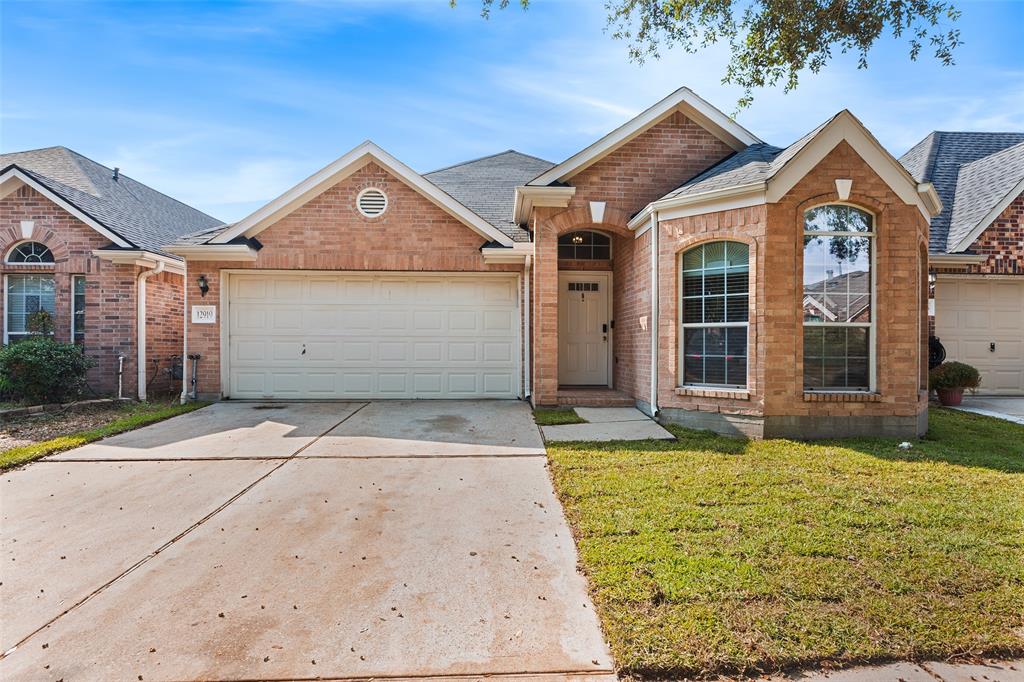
xmin=169 ymin=88 xmax=941 ymax=438
xmin=0 ymin=147 xmax=222 ymax=399
xmin=900 ymin=133 xmax=1024 ymax=394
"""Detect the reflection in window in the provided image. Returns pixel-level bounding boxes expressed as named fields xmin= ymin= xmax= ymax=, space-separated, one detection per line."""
xmin=802 ymin=205 xmax=873 ymax=390
xmin=6 ymin=274 xmax=56 ymax=343
xmin=558 ymin=231 xmax=611 ymax=260
xmin=679 ymin=241 xmax=749 ymax=388
xmin=7 ymin=242 xmax=54 ymax=264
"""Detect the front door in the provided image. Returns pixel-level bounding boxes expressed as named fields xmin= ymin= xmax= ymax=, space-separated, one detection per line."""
xmin=558 ymin=272 xmax=611 ymax=386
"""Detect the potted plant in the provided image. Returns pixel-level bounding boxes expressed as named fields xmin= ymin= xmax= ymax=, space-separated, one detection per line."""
xmin=928 ymin=361 xmax=981 ymax=406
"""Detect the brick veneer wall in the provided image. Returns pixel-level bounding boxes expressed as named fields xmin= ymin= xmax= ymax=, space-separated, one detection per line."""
xmin=0 ymin=185 xmax=185 ymax=398
xmin=656 ymin=142 xmax=929 ymax=436
xmin=144 ymin=270 xmax=184 ymax=395
xmin=183 ymin=162 xmax=523 ymax=398
xmin=530 ymin=114 xmax=732 ymax=405
xmin=933 ymin=191 xmax=1024 ymax=276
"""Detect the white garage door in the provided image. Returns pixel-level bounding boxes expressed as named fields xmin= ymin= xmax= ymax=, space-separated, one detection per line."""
xmin=226 ymin=273 xmax=520 ymax=399
xmin=935 ymin=277 xmax=1024 ymax=394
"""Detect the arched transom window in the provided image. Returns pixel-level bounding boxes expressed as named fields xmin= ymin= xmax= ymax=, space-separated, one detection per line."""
xmin=558 ymin=231 xmax=610 ymax=260
xmin=802 ymin=204 xmax=874 ymax=391
xmin=6 ymin=242 xmax=54 ymax=264
xmin=679 ymin=241 xmax=749 ymax=388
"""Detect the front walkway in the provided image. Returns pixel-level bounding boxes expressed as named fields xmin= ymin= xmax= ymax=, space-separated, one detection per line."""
xmin=0 ymin=401 xmax=613 ymax=680
xmin=542 ymin=406 xmax=675 ymax=442
xmin=953 ymin=396 xmax=1024 ymax=425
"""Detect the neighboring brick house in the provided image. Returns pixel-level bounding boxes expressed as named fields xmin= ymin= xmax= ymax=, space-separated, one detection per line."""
xmin=0 ymin=147 xmax=222 ymax=399
xmin=900 ymin=133 xmax=1024 ymax=394
xmin=170 ymin=88 xmax=941 ymax=438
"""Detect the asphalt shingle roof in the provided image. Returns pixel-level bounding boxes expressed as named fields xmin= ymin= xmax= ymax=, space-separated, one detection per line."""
xmin=659 ymin=116 xmax=833 ymax=203
xmin=898 ymin=132 xmax=1024 ymax=253
xmin=424 ymin=150 xmax=554 ymax=242
xmin=0 ymin=146 xmax=223 ymax=257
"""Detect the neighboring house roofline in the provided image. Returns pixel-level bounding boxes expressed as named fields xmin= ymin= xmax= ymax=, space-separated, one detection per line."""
xmin=209 ymin=140 xmax=515 ymax=247
xmin=0 ymin=165 xmax=135 ymax=248
xmin=527 ymin=87 xmax=762 ymax=187
xmin=426 ymin=149 xmax=552 ymax=175
xmin=627 ymin=110 xmax=942 ymax=229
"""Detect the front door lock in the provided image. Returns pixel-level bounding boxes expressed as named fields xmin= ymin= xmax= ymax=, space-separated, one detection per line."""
xmin=990 ymin=342 xmax=996 ymax=353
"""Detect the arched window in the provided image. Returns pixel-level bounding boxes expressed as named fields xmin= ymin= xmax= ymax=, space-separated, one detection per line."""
xmin=679 ymin=241 xmax=749 ymax=388
xmin=802 ymin=204 xmax=874 ymax=391
xmin=6 ymin=242 xmax=54 ymax=264
xmin=558 ymin=231 xmax=610 ymax=260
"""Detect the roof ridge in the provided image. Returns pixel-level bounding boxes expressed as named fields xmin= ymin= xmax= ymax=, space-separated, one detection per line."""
xmin=424 ymin=149 xmax=552 ymax=175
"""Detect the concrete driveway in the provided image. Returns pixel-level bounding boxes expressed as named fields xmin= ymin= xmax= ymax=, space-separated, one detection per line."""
xmin=0 ymin=401 xmax=612 ymax=681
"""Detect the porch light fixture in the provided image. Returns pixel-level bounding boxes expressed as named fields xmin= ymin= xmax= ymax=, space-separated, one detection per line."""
xmin=196 ymin=274 xmax=210 ymax=297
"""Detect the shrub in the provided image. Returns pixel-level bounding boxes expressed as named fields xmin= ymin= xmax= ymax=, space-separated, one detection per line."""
xmin=0 ymin=338 xmax=96 ymax=404
xmin=929 ymin=361 xmax=981 ymax=392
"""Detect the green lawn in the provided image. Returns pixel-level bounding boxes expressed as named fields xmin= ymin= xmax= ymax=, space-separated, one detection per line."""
xmin=534 ymin=407 xmax=587 ymax=426
xmin=547 ymin=408 xmax=1024 ymax=678
xmin=0 ymin=400 xmax=209 ymax=470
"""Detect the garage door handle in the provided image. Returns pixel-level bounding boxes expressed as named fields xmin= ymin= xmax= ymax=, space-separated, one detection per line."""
xmin=301 ymin=344 xmax=306 ymax=356
xmin=990 ymin=342 xmax=996 ymax=353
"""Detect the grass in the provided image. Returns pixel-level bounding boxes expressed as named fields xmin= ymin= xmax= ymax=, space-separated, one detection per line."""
xmin=534 ymin=407 xmax=587 ymax=426
xmin=0 ymin=400 xmax=210 ymax=470
xmin=547 ymin=408 xmax=1024 ymax=678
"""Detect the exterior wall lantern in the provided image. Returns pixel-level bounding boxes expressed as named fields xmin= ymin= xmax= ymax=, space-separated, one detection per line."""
xmin=197 ymin=274 xmax=210 ymax=297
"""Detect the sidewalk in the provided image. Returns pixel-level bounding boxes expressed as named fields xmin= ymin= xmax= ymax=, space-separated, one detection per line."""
xmin=747 ymin=658 xmax=1024 ymax=681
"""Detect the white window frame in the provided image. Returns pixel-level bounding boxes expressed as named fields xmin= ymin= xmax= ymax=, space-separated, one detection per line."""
xmin=71 ymin=275 xmax=86 ymax=344
xmin=678 ymin=241 xmax=751 ymax=390
xmin=5 ymin=240 xmax=55 ymax=265
xmin=801 ymin=202 xmax=877 ymax=393
xmin=3 ymin=273 xmax=57 ymax=345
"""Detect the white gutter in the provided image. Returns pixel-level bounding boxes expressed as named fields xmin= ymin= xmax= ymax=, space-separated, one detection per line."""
xmin=92 ymin=249 xmax=185 ymax=275
xmin=649 ymin=211 xmax=659 ymax=416
xmin=523 ymin=255 xmax=532 ymax=399
xmin=930 ymin=253 xmax=987 ymax=265
xmin=629 ymin=182 xmax=767 ymax=231
xmin=136 ymin=261 xmax=165 ymax=400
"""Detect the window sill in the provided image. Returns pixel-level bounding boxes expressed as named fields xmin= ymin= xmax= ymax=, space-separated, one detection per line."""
xmin=803 ymin=391 xmax=881 ymax=402
xmin=676 ymin=387 xmax=750 ymax=400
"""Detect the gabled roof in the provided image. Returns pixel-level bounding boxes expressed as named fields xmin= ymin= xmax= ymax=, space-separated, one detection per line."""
xmin=630 ymin=110 xmax=941 ymax=228
xmin=206 ymin=141 xmax=516 ymax=247
xmin=0 ymin=146 xmax=222 ymax=257
xmin=899 ymin=132 xmax=1024 ymax=254
xmin=527 ymin=87 xmax=761 ymax=187
xmin=425 ymin=150 xmax=553 ymax=242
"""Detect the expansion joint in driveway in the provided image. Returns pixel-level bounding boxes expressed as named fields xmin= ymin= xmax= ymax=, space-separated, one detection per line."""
xmin=203 ymin=669 xmax=617 ymax=682
xmin=0 ymin=402 xmax=369 ymax=660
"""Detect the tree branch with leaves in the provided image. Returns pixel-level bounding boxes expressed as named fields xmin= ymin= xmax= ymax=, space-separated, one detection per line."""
xmin=458 ymin=0 xmax=961 ymax=109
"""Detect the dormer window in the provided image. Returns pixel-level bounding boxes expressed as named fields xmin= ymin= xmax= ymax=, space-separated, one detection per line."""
xmin=558 ymin=231 xmax=610 ymax=260
xmin=6 ymin=242 xmax=54 ymax=264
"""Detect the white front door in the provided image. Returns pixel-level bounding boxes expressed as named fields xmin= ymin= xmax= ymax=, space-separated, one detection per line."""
xmin=558 ymin=272 xmax=611 ymax=386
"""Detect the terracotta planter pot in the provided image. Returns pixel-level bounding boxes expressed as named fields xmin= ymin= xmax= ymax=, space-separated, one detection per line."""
xmin=936 ymin=387 xmax=964 ymax=406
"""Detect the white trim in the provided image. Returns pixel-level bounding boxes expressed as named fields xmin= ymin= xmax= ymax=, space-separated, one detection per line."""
xmin=91 ymin=249 xmax=185 ymax=274
xmin=947 ymin=176 xmax=1024 ymax=253
xmin=164 ymin=244 xmax=259 ymax=262
xmin=631 ymin=185 xmax=767 ymax=229
xmin=211 ymin=141 xmax=514 ymax=247
xmin=481 ymin=242 xmax=533 ymax=264
xmin=0 ymin=168 xmax=133 ymax=248
xmin=529 ymin=88 xmax=761 ymax=186
xmin=930 ymin=253 xmax=987 ymax=266
xmin=835 ymin=178 xmax=853 ymax=200
xmin=523 ymin=255 xmax=532 ymax=399
xmin=19 ymin=221 xmax=34 ymax=240
xmin=512 ymin=185 xmax=576 ymax=225
xmin=767 ymin=111 xmax=939 ymax=223
xmin=136 ymin=261 xmax=165 ymax=400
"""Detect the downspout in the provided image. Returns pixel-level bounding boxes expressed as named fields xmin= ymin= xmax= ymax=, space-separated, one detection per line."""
xmin=136 ymin=261 xmax=165 ymax=401
xmin=649 ymin=211 xmax=659 ymax=416
xmin=523 ymin=254 xmax=532 ymax=399
xmin=180 ymin=258 xmax=189 ymax=404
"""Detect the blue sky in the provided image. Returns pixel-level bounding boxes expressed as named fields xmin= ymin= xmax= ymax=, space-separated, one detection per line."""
xmin=2 ymin=0 xmax=1022 ymax=222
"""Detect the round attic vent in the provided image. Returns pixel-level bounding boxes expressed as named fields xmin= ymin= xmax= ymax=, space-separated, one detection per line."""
xmin=357 ymin=188 xmax=388 ymax=218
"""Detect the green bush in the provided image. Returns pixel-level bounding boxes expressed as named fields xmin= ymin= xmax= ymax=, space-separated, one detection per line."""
xmin=0 ymin=338 xmax=96 ymax=404
xmin=929 ymin=361 xmax=981 ymax=392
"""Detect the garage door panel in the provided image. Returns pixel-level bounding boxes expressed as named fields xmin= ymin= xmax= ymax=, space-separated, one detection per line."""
xmin=935 ymin=278 xmax=1024 ymax=395
xmin=228 ymin=274 xmax=519 ymax=399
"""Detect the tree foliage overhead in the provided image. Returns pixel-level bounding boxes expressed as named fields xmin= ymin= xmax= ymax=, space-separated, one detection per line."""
xmin=461 ymin=0 xmax=961 ymax=108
